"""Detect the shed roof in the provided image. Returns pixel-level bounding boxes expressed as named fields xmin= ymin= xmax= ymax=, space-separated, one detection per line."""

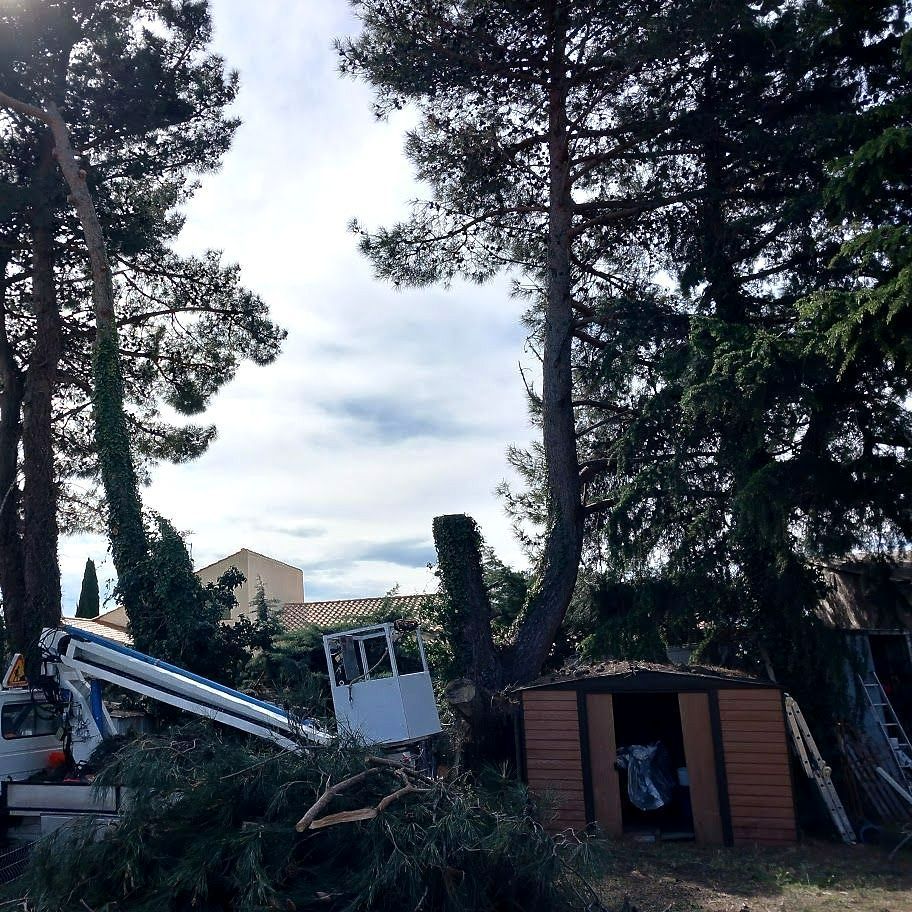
xmin=517 ymin=660 xmax=778 ymax=693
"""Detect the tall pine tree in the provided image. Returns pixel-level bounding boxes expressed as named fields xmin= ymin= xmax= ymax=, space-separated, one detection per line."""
xmin=344 ymin=0 xmax=707 ymax=689
xmin=0 ymin=0 xmax=283 ymax=655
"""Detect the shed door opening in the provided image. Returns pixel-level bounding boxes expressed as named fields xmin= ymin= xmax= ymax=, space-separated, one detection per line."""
xmin=612 ymin=692 xmax=694 ymax=840
xmin=869 ymin=633 xmax=912 ymax=734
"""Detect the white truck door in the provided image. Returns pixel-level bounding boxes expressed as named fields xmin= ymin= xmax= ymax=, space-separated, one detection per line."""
xmin=0 ymin=695 xmax=62 ymax=780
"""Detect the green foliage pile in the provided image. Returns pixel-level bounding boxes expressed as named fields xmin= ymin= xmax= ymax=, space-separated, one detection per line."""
xmin=13 ymin=724 xmax=589 ymax=912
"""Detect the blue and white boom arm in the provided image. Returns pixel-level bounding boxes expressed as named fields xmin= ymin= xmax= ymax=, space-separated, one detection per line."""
xmin=40 ymin=626 xmax=329 ymax=761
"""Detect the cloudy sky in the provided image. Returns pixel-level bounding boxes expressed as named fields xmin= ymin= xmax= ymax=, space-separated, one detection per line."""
xmin=59 ymin=0 xmax=537 ymax=613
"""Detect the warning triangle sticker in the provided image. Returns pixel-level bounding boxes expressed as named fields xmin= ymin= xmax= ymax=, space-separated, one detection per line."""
xmin=2 ymin=654 xmax=28 ymax=689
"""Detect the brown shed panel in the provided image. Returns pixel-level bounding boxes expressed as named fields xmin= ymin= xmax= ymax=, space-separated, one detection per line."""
xmin=678 ymin=693 xmax=724 ymax=845
xmin=522 ymin=690 xmax=586 ymax=830
xmin=718 ymin=689 xmax=796 ymax=846
xmin=586 ymin=693 xmax=623 ymax=836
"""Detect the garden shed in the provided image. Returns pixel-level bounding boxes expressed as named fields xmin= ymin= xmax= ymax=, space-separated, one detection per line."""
xmin=517 ymin=663 xmax=797 ymax=847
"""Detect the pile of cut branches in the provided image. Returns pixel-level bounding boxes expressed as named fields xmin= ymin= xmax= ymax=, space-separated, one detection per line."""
xmin=9 ymin=724 xmax=598 ymax=912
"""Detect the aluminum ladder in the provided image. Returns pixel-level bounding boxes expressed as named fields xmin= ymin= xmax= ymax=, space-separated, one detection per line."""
xmin=784 ymin=694 xmax=856 ymax=844
xmin=857 ymin=672 xmax=912 ymax=788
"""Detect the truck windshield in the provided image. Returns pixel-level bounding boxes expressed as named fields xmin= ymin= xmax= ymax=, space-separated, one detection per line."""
xmin=1 ymin=702 xmax=59 ymax=739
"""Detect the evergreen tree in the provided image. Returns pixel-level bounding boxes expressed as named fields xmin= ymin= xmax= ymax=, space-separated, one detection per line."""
xmin=344 ymin=0 xmax=704 ymax=689
xmin=250 ymin=578 xmax=281 ymax=623
xmin=0 ymin=0 xmax=283 ymax=654
xmin=547 ymin=1 xmax=911 ymax=719
xmin=805 ymin=10 xmax=912 ymax=386
xmin=75 ymin=557 xmax=99 ymax=619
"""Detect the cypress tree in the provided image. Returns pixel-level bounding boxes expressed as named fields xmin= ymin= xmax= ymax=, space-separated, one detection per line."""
xmin=75 ymin=558 xmax=100 ymax=620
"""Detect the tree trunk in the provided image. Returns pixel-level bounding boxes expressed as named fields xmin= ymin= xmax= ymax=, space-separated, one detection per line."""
xmin=43 ymin=103 xmax=149 ymax=582
xmin=20 ymin=129 xmax=63 ymax=655
xmin=507 ymin=5 xmax=583 ymax=685
xmin=0 ymin=251 xmax=27 ymax=651
xmin=0 ymin=91 xmax=150 ymax=625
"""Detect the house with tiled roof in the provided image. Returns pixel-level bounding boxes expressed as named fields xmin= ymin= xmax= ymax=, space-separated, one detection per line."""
xmin=69 ymin=550 xmax=435 ymax=642
xmin=66 ymin=612 xmax=134 ymax=645
xmin=196 ymin=548 xmax=305 ymax=622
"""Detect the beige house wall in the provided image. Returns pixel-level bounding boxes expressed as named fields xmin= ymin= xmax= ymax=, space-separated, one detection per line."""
xmin=84 ymin=549 xmax=305 ymax=631
xmin=195 ymin=549 xmax=304 ymax=621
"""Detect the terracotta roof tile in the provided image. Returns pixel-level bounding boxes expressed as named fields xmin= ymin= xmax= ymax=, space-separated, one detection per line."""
xmin=282 ymin=594 xmax=434 ymax=632
xmin=66 ymin=616 xmax=134 ymax=646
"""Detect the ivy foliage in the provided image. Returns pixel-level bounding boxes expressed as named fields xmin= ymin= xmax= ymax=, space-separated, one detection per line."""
xmin=93 ymin=324 xmax=150 ymax=620
xmin=10 ymin=724 xmax=590 ymax=912
xmin=428 ymin=515 xmax=530 ymax=684
xmin=124 ymin=517 xmax=279 ymax=686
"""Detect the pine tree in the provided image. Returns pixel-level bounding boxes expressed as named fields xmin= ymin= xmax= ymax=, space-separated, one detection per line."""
xmin=548 ymin=1 xmax=912 ymax=720
xmin=0 ymin=1 xmax=283 ymax=655
xmin=344 ymin=0 xmax=706 ymax=688
xmin=75 ymin=558 xmax=100 ymax=620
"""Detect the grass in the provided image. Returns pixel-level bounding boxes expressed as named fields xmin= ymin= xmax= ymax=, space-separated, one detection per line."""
xmin=591 ymin=839 xmax=912 ymax=912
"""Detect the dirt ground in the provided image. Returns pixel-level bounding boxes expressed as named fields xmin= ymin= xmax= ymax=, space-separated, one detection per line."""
xmin=591 ymin=839 xmax=912 ymax=912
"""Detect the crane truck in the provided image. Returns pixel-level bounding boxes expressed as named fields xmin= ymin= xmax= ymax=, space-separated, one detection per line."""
xmin=0 ymin=620 xmax=441 ymax=849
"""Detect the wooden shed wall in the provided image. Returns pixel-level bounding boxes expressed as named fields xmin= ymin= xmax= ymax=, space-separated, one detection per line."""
xmin=717 ymin=688 xmax=797 ymax=846
xmin=522 ymin=680 xmax=797 ymax=847
xmin=521 ymin=690 xmax=586 ymax=830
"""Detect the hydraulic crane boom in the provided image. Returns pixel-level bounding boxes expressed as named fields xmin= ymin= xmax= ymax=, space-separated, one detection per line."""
xmin=0 ymin=622 xmax=438 ymax=841
xmin=0 ymin=619 xmax=439 ymax=783
xmin=37 ymin=626 xmax=329 ymax=764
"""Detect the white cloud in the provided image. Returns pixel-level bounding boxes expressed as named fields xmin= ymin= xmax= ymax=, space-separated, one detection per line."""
xmin=60 ymin=0 xmax=539 ymax=611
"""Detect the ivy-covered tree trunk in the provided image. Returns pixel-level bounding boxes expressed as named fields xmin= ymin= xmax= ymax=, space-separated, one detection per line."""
xmin=46 ymin=101 xmax=151 ymax=621
xmin=432 ymin=515 xmax=519 ymax=767
xmin=432 ymin=515 xmax=500 ymax=689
